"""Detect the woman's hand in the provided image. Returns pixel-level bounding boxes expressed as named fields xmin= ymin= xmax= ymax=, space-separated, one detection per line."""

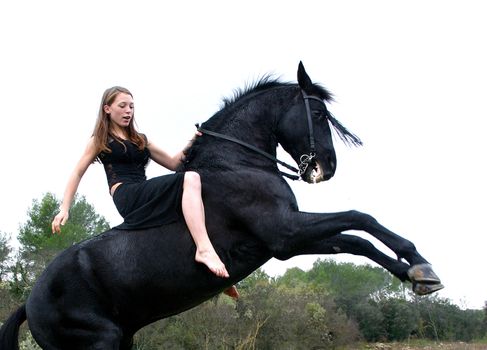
xmin=52 ymin=209 xmax=69 ymax=234
xmin=148 ymin=131 xmax=203 ymax=171
xmin=183 ymin=131 xmax=202 ymax=154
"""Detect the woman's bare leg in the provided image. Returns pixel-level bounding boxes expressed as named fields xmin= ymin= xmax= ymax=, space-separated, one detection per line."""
xmin=182 ymin=171 xmax=229 ymax=278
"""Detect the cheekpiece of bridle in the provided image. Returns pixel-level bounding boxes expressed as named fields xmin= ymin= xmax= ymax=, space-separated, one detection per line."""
xmin=299 ymin=89 xmax=327 ymax=177
xmin=197 ymin=89 xmax=326 ymax=181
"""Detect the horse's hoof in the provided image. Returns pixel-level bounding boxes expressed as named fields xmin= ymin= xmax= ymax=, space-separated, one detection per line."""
xmin=407 ymin=264 xmax=441 ymax=284
xmin=413 ymin=282 xmax=444 ymax=296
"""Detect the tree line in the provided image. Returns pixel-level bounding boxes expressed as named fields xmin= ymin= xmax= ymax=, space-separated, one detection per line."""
xmin=0 ymin=193 xmax=485 ymax=349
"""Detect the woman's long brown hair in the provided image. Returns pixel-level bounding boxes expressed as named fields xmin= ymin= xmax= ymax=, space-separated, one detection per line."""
xmin=93 ymin=86 xmax=147 ymax=156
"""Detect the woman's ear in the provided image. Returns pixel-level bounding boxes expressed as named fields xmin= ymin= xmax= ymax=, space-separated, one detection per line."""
xmin=103 ymin=104 xmax=111 ymax=115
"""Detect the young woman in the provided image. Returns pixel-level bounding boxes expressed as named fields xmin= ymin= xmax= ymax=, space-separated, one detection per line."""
xmin=51 ymin=86 xmax=233 ymax=285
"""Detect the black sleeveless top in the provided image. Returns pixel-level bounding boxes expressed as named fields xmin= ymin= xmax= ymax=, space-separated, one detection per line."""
xmin=98 ymin=138 xmax=151 ymax=189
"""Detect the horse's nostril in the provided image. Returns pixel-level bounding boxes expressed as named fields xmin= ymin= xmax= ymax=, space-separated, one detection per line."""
xmin=328 ymin=157 xmax=336 ymax=172
xmin=330 ymin=160 xmax=336 ymax=171
xmin=321 ymin=157 xmax=336 ymax=181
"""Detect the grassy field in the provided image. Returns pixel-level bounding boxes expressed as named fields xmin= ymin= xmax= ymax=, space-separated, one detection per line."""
xmin=346 ymin=341 xmax=487 ymax=350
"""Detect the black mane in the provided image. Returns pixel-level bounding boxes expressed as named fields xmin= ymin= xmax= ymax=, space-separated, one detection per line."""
xmin=220 ymin=75 xmax=334 ymax=110
xmin=219 ymin=76 xmax=361 ymax=147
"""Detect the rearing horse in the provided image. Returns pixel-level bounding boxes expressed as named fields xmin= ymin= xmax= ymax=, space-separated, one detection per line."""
xmin=0 ymin=63 xmax=442 ymax=349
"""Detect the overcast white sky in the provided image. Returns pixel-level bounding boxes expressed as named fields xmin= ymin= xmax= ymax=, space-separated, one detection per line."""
xmin=0 ymin=1 xmax=485 ymax=309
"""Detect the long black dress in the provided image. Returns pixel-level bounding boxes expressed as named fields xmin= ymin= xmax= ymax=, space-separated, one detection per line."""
xmin=98 ymin=138 xmax=184 ymax=230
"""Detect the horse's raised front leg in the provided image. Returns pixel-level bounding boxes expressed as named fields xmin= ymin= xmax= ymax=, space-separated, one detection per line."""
xmin=291 ymin=233 xmax=411 ymax=282
xmin=265 ymin=210 xmax=443 ymax=295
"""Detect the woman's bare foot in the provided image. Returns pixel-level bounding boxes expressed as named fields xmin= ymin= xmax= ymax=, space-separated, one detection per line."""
xmin=224 ymin=285 xmax=240 ymax=300
xmin=195 ymin=249 xmax=229 ymax=278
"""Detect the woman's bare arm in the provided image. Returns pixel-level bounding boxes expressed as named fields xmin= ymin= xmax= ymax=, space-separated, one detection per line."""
xmin=147 ymin=132 xmax=200 ymax=171
xmin=51 ymin=137 xmax=98 ymax=233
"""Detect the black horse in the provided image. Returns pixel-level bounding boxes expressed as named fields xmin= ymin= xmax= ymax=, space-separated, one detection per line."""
xmin=0 ymin=63 xmax=442 ymax=349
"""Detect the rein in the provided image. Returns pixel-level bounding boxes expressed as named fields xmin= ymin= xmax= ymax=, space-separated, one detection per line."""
xmin=196 ymin=89 xmax=325 ymax=181
xmin=196 ymin=124 xmax=300 ymax=180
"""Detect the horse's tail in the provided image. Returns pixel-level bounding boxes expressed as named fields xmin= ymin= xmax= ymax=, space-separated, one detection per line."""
xmin=0 ymin=304 xmax=26 ymax=350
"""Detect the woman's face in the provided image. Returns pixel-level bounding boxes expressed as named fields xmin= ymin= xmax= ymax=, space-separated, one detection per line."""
xmin=104 ymin=92 xmax=134 ymax=131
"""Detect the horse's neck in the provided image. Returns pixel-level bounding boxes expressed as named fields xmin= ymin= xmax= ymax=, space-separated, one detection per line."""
xmin=187 ymin=103 xmax=281 ymax=172
xmin=185 ymin=87 xmax=299 ymax=173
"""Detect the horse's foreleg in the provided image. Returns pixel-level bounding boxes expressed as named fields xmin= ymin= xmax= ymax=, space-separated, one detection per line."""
xmin=266 ymin=210 xmax=442 ymax=294
xmin=289 ymin=234 xmax=411 ymax=281
xmin=281 ymin=210 xmax=428 ymax=267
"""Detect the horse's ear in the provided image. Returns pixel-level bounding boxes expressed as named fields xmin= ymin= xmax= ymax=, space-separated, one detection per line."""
xmin=297 ymin=61 xmax=313 ymax=91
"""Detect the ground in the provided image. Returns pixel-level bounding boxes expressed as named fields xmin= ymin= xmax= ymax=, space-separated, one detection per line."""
xmin=348 ymin=342 xmax=487 ymax=350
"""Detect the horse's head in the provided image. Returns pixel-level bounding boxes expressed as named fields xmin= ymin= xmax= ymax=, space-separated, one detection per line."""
xmin=276 ymin=62 xmax=362 ymax=183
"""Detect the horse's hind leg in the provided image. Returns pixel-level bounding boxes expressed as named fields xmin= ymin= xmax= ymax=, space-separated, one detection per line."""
xmin=33 ymin=331 xmax=122 ymax=350
xmin=31 ymin=316 xmax=123 ymax=350
xmin=75 ymin=327 xmax=123 ymax=350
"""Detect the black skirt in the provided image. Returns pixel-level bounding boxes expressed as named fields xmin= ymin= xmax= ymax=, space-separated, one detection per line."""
xmin=112 ymin=173 xmax=185 ymax=230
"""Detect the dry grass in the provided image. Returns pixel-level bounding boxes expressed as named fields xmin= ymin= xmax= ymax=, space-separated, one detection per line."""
xmin=346 ymin=341 xmax=487 ymax=350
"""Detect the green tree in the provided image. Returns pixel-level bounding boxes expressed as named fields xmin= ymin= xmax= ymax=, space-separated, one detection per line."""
xmin=306 ymin=259 xmax=410 ymax=341
xmin=18 ymin=192 xmax=109 ymax=254
xmin=236 ymin=270 xmax=359 ymax=349
xmin=275 ymin=267 xmax=308 ymax=289
xmin=0 ymin=232 xmax=15 ymax=323
xmin=307 ymin=259 xmax=403 ymax=306
xmin=0 ymin=232 xmax=12 ymax=282
xmin=379 ymin=297 xmax=419 ymax=341
xmin=10 ymin=193 xmax=110 ymax=299
xmin=237 ymin=268 xmax=273 ymax=291
xmin=483 ymin=301 xmax=487 ymax=336
xmin=353 ymin=299 xmax=386 ymax=341
xmin=133 ymin=269 xmax=359 ymax=349
xmin=413 ymin=296 xmax=485 ymax=342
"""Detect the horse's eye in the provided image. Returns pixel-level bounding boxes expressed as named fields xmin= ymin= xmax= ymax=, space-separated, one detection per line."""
xmin=312 ymin=110 xmax=326 ymax=120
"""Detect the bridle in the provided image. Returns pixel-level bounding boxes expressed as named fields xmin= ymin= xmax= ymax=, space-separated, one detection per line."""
xmin=299 ymin=89 xmax=327 ymax=177
xmin=196 ymin=89 xmax=326 ymax=181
